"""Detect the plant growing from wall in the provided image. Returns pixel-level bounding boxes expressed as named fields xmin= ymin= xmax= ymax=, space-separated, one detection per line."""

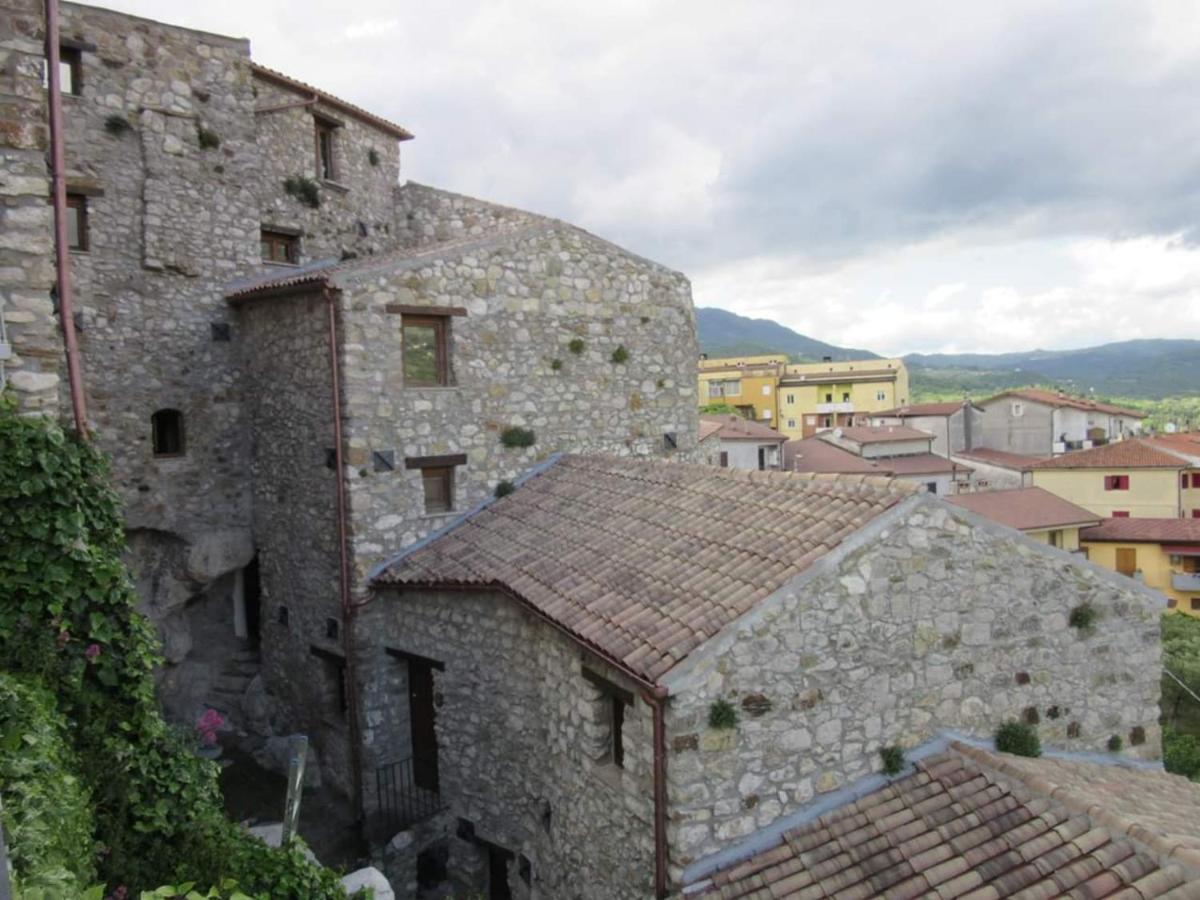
xmin=104 ymin=114 xmax=132 ymax=136
xmin=367 ymin=148 xmax=380 ymax=167
xmin=994 ymin=720 xmax=1042 ymax=757
xmin=568 ymin=337 xmax=586 ymax=355
xmin=494 ymin=480 xmax=515 ymax=498
xmin=1069 ymin=603 xmax=1097 ymax=632
xmin=499 ymin=426 xmax=536 ymax=449
xmin=708 ymin=698 xmax=738 ymax=730
xmin=1107 ymin=734 xmax=1123 ymax=752
xmin=611 ymin=345 xmax=630 ymax=364
xmin=879 ymin=744 xmax=906 ymax=776
xmin=283 ymin=175 xmax=321 ymax=209
xmin=550 ymin=358 xmax=563 ymax=372
xmin=0 ymin=399 xmax=348 ymax=897
xmin=195 ymin=123 xmax=221 ymax=150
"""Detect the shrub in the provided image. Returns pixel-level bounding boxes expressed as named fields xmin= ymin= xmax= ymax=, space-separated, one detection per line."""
xmin=708 ymin=698 xmax=738 ymax=730
xmin=1164 ymin=725 xmax=1200 ymax=781
xmin=196 ymin=124 xmax=221 ymax=150
xmin=994 ymin=720 xmax=1041 ymax=757
xmin=1069 ymin=603 xmax=1097 ymax=631
xmin=283 ymin=175 xmax=320 ymax=209
xmin=104 ymin=114 xmax=132 ymax=136
xmin=494 ymin=480 xmax=515 ymax=498
xmin=611 ymin=345 xmax=630 ymax=364
xmin=567 ymin=338 xmax=585 ymax=355
xmin=367 ymin=148 xmax=380 ymax=167
xmin=1107 ymin=734 xmax=1123 ymax=752
xmin=0 ymin=401 xmax=346 ymax=897
xmin=879 ymin=744 xmax=905 ymax=776
xmin=499 ymin=426 xmax=536 ymax=449
xmin=550 ymin=358 xmax=563 ymax=372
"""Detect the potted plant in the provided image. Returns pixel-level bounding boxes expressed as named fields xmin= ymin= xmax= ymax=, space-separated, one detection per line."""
xmin=195 ymin=707 xmax=224 ymax=759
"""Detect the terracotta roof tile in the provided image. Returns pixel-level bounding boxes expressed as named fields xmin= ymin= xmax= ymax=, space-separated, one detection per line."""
xmin=946 ymin=487 xmax=1101 ymax=532
xmin=373 ymin=454 xmax=916 ymax=683
xmin=875 ymin=401 xmax=974 ymax=417
xmin=1027 ymin=439 xmax=1187 ymax=470
xmin=700 ymin=414 xmax=789 ymax=442
xmin=982 ymin=389 xmax=1146 ymax=419
xmin=1081 ymin=517 xmax=1200 ymax=544
xmin=691 ymin=742 xmax=1200 ymax=898
xmin=833 ymin=425 xmax=935 ymax=444
xmin=955 ymin=448 xmax=1048 ymax=470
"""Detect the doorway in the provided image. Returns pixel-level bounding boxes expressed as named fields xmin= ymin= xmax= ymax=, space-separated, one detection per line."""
xmin=408 ymin=656 xmax=439 ymax=791
xmin=244 ymin=555 xmax=261 ymax=648
xmin=487 ymin=844 xmax=513 ymax=900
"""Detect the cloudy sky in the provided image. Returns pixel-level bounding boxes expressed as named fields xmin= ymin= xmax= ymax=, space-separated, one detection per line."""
xmin=105 ymin=0 xmax=1200 ymax=354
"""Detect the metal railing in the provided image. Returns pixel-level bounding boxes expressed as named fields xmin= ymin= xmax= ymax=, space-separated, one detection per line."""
xmin=372 ymin=755 xmax=442 ymax=838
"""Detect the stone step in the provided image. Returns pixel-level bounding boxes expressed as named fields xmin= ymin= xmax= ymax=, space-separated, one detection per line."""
xmin=213 ymin=674 xmax=252 ymax=694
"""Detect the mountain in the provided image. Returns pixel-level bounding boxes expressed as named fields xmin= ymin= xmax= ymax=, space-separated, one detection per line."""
xmin=906 ymin=339 xmax=1200 ymax=399
xmin=696 ymin=307 xmax=1200 ymax=399
xmin=696 ymin=308 xmax=877 ymax=361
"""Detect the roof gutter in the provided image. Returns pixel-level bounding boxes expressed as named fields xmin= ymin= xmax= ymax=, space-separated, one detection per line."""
xmin=45 ymin=0 xmax=88 ymax=439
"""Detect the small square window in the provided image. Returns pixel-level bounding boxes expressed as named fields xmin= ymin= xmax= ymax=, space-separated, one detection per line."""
xmin=66 ymin=194 xmax=88 ymax=251
xmin=1012 ymin=402 xmax=1024 ymax=417
xmin=402 ymin=315 xmax=450 ymax=386
xmin=421 ymin=466 xmax=453 ymax=514
xmin=261 ymin=228 xmax=299 ymax=264
xmin=1112 ymin=510 xmax=1130 ymax=518
xmin=151 ymin=408 xmax=184 ymax=457
xmin=46 ymin=46 xmax=82 ymax=96
xmin=325 ymin=617 xmax=339 ymax=640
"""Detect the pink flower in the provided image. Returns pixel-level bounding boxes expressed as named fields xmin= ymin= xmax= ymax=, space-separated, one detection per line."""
xmin=84 ymin=643 xmax=101 ymax=660
xmin=196 ymin=708 xmax=224 ymax=746
xmin=56 ymin=629 xmax=70 ymax=645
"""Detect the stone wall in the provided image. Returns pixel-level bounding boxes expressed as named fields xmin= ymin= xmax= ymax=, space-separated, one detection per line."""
xmin=234 ymin=288 xmax=353 ymax=793
xmin=0 ymin=0 xmax=60 ymax=414
xmin=252 ymin=72 xmax=403 ymax=264
xmin=393 ymin=181 xmax=543 ymax=250
xmin=357 ymin=587 xmax=657 ymax=900
xmin=661 ymin=495 xmax=1163 ymax=876
xmin=336 ymin=211 xmax=699 ymax=573
xmin=980 ymin=398 xmax=1055 ymax=456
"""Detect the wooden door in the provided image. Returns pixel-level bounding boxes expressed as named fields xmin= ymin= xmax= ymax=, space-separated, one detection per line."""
xmin=408 ymin=659 xmax=439 ymax=791
xmin=1116 ymin=547 xmax=1137 ymax=577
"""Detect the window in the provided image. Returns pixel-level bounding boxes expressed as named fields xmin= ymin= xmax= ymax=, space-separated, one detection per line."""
xmin=405 ymin=454 xmax=466 ymax=514
xmin=1112 ymin=510 xmax=1130 ymax=518
xmin=1104 ymin=475 xmax=1130 ymax=491
xmin=1048 ymin=529 xmax=1062 ymax=548
xmin=925 ymin=481 xmax=938 ymax=495
xmin=762 ymin=385 xmax=771 ymax=396
xmin=842 ymin=392 xmax=851 ymax=402
xmin=786 ymin=394 xmax=795 ymax=405
xmin=402 ymin=315 xmax=450 ymax=386
xmin=151 ymin=409 xmax=184 ymax=457
xmin=824 ymin=393 xmax=833 ymax=403
xmin=310 ymin=646 xmax=348 ymax=718
xmin=66 ymin=193 xmax=88 ymax=251
xmin=260 ymin=228 xmax=299 ymax=264
xmin=876 ymin=390 xmax=886 ymax=402
xmin=1193 ymin=598 xmax=1200 ymax=611
xmin=1011 ymin=402 xmax=1024 ymax=417
xmin=45 ymin=46 xmax=82 ymax=95
xmin=582 ymin=668 xmax=632 ymax=769
xmin=1193 ymin=510 xmax=1200 ymax=518
xmin=787 ymin=419 xmax=796 ymax=429
xmin=315 ymin=116 xmax=338 ymax=180
xmin=708 ymin=379 xmax=741 ymax=399
xmin=822 ymin=416 xmax=832 ymax=428
xmin=1192 ymin=473 xmax=1200 ymax=488
xmin=719 ymin=451 xmax=729 ymax=468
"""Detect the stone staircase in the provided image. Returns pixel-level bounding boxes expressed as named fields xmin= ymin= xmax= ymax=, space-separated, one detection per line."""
xmin=210 ymin=644 xmax=261 ymax=716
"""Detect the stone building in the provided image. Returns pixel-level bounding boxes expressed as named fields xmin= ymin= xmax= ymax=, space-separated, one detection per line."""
xmin=369 ymin=454 xmax=1164 ymax=898
xmin=868 ymin=399 xmax=983 ymax=457
xmin=2 ymin=0 xmax=700 ymax=797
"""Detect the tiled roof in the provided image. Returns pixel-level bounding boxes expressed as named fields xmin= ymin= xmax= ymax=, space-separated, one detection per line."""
xmin=701 ymin=415 xmax=788 ymax=443
xmin=1028 ymin=439 xmax=1188 ymax=470
xmin=1144 ymin=434 xmax=1200 ymax=463
xmin=251 ymin=63 xmax=414 ymax=139
xmin=832 ymin=426 xmax=934 ymax=445
xmin=884 ymin=454 xmax=972 ymax=477
xmin=946 ymin=487 xmax=1101 ymax=532
xmin=875 ymin=401 xmax=971 ymax=417
xmin=1081 ymin=517 xmax=1200 ymax=544
xmin=373 ymin=455 xmax=917 ymax=683
xmin=954 ymin=448 xmax=1046 ymax=470
xmin=783 ymin=438 xmax=890 ymax=475
xmin=698 ymin=420 xmax=724 ymax=442
xmin=982 ymin=388 xmax=1146 ymax=419
xmin=694 ymin=741 xmax=1200 ymax=898
xmin=779 ymin=369 xmax=899 ymax=386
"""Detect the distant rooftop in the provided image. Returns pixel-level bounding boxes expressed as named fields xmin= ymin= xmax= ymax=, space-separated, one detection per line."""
xmin=1028 ymin=439 xmax=1188 ymax=470
xmin=830 ymin=425 xmax=934 ymax=445
xmin=981 ymin=388 xmax=1146 ymax=419
xmin=875 ymin=401 xmax=976 ymax=417
xmin=947 ymin=487 xmax=1100 ymax=532
xmin=783 ymin=438 xmax=889 ymax=475
xmin=700 ymin=414 xmax=788 ymax=443
xmin=1081 ymin=517 xmax=1200 ymax=544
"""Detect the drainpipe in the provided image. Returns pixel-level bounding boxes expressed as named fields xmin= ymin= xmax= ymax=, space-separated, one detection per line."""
xmin=641 ymin=684 xmax=671 ymax=899
xmin=323 ymin=285 xmax=365 ymax=820
xmin=45 ymin=0 xmax=88 ymax=438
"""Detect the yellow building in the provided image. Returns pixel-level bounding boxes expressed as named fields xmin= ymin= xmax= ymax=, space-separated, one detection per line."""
xmin=776 ymin=359 xmax=909 ymax=439
xmin=1027 ymin=439 xmax=1189 ymax=519
xmin=945 ymin=487 xmax=1100 ymax=551
xmin=1080 ymin=518 xmax=1200 ymax=616
xmin=697 ymin=354 xmax=786 ymax=425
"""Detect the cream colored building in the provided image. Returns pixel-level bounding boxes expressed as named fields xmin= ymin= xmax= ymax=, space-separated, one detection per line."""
xmin=777 ymin=359 xmax=909 ymax=439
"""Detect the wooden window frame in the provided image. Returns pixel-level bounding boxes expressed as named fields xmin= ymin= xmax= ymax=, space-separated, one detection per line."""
xmin=1191 ymin=473 xmax=1200 ymax=489
xmin=406 ymin=454 xmax=466 ymax=515
xmin=402 ymin=314 xmax=451 ymax=387
xmin=260 ymin=228 xmax=299 ymax=264
xmin=1104 ymin=475 xmax=1130 ymax=491
xmin=151 ymin=408 xmax=185 ymax=458
xmin=314 ymin=116 xmax=338 ymax=181
xmin=582 ymin=668 xmax=633 ymax=770
xmin=66 ymin=193 xmax=88 ymax=252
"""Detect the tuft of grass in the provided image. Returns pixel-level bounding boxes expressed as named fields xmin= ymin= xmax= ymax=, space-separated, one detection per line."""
xmin=879 ymin=744 xmax=905 ymax=776
xmin=611 ymin=345 xmax=630 ymax=364
xmin=1069 ymin=603 xmax=1097 ymax=632
xmin=568 ymin=338 xmax=586 ymax=356
xmin=368 ymin=148 xmax=381 ymax=167
xmin=1107 ymin=734 xmax=1123 ymax=752
xmin=499 ymin=426 xmax=536 ymax=449
xmin=708 ymin=698 xmax=738 ymax=730
xmin=494 ymin=481 xmax=515 ymax=498
xmin=995 ymin=720 xmax=1041 ymax=757
xmin=550 ymin=358 xmax=563 ymax=372
xmin=283 ymin=175 xmax=321 ymax=208
xmin=196 ymin=123 xmax=221 ymax=150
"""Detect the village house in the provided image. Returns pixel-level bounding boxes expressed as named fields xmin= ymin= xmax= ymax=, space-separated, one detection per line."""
xmin=699 ymin=413 xmax=787 ymax=470
xmin=977 ymin=388 xmax=1145 ymax=457
xmin=697 ymin=354 xmax=787 ymax=424
xmin=782 ymin=433 xmax=973 ymax=496
xmin=777 ymin=358 xmax=909 ymax=439
xmin=364 ymin=454 xmax=1163 ymax=898
xmin=1080 ymin=518 xmax=1200 ymax=616
xmin=950 ymin=448 xmax=1042 ymax=491
xmin=816 ymin=425 xmax=973 ymax=495
xmin=868 ymin=399 xmax=983 ymax=457
xmin=945 ymin=487 xmax=1100 ymax=551
xmin=0 ymin=0 xmax=701 ymax=800
xmin=1027 ymin=440 xmax=1191 ymax=520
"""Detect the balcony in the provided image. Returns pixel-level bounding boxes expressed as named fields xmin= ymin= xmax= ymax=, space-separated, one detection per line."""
xmin=370 ymin=755 xmax=442 ymax=839
xmin=815 ymin=401 xmax=854 ymax=414
xmin=1172 ymin=572 xmax=1200 ymax=593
